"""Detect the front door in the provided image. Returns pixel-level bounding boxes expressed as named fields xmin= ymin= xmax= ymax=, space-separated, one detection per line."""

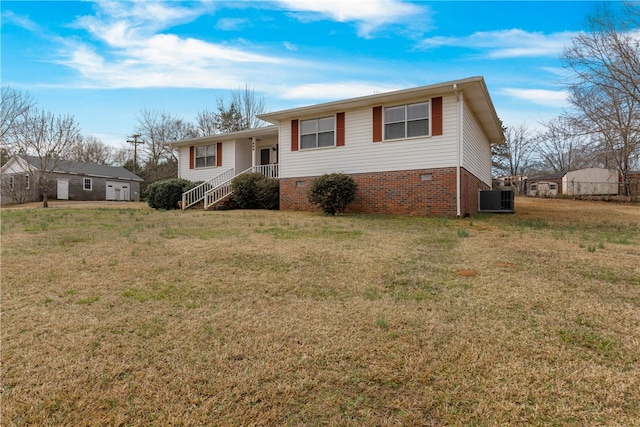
xmin=57 ymin=179 xmax=69 ymax=200
xmin=260 ymin=148 xmax=270 ymax=166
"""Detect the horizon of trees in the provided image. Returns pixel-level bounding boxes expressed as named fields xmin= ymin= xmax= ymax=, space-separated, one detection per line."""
xmin=0 ymin=85 xmax=267 ymax=202
xmin=4 ymin=2 xmax=640 ymax=199
xmin=493 ymin=2 xmax=640 ymax=196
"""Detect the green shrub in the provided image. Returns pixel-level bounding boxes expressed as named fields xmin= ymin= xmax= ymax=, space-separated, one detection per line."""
xmin=232 ymin=173 xmax=265 ymax=209
xmin=256 ymin=177 xmax=280 ymax=210
xmin=145 ymin=178 xmax=195 ymax=210
xmin=307 ymin=173 xmax=357 ymax=215
xmin=232 ymin=173 xmax=279 ymax=210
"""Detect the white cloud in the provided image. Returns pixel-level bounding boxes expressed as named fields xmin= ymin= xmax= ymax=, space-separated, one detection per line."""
xmin=283 ymin=41 xmax=298 ymax=51
xmin=501 ymin=88 xmax=569 ymax=108
xmin=2 ymin=11 xmax=42 ymax=32
xmin=418 ymin=29 xmax=577 ymax=58
xmin=216 ymin=18 xmax=248 ymax=31
xmin=275 ymin=0 xmax=429 ymax=37
xmin=57 ymin=1 xmax=294 ymax=89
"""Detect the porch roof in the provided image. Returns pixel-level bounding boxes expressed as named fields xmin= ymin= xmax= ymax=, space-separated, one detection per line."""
xmin=168 ymin=125 xmax=279 ymax=148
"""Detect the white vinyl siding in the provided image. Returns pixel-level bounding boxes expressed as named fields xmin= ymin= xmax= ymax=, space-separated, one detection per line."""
xmin=177 ymin=136 xmax=277 ymax=182
xmin=179 ymin=144 xmax=231 ymax=182
xmin=462 ymin=99 xmax=492 ymax=186
xmin=234 ymin=139 xmax=253 ymax=173
xmin=279 ymin=94 xmax=458 ymax=179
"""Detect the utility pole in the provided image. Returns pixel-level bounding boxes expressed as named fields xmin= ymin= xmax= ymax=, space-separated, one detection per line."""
xmin=126 ymin=134 xmax=143 ymax=175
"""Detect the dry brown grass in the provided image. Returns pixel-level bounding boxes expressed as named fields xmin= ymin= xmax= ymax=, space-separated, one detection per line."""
xmin=1 ymin=197 xmax=639 ymax=426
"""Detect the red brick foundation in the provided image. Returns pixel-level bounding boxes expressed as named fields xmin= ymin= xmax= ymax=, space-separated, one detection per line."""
xmin=280 ymin=167 xmax=489 ymax=217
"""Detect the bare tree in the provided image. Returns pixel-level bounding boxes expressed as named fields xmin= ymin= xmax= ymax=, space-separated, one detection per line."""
xmin=67 ymin=135 xmax=115 ymax=165
xmin=492 ymin=123 xmax=536 ymax=193
xmin=112 ymin=147 xmax=132 ymax=168
xmin=194 ymin=85 xmax=267 ymax=137
xmin=536 ymin=116 xmax=592 ymax=174
xmin=135 ymin=109 xmax=194 ymax=182
xmin=228 ymin=84 xmax=267 ymax=130
xmin=561 ymin=2 xmax=640 ymax=195
xmin=562 ymin=3 xmax=640 ymax=106
xmin=570 ymin=81 xmax=640 ymax=195
xmin=10 ymin=108 xmax=82 ymax=207
xmin=195 ymin=109 xmax=219 ymax=137
xmin=1 ymin=86 xmax=36 ymax=144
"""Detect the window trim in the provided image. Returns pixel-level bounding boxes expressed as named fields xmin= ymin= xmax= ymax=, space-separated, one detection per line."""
xmin=83 ymin=178 xmax=92 ymax=191
xmin=9 ymin=176 xmax=14 ymax=190
xmin=194 ymin=144 xmax=217 ymax=168
xmin=25 ymin=174 xmax=30 ymax=190
xmin=299 ymin=115 xmax=336 ymax=150
xmin=383 ymin=101 xmax=430 ymax=141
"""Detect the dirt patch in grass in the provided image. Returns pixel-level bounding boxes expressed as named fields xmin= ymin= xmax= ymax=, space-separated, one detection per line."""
xmin=2 ymin=197 xmax=639 ymax=425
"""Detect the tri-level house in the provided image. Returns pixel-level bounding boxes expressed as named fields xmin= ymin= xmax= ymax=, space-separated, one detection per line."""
xmin=171 ymin=76 xmax=504 ymax=216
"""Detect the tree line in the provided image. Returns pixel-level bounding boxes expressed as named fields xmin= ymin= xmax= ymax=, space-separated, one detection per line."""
xmin=494 ymin=3 xmax=640 ymax=196
xmin=3 ymin=3 xmax=639 ymax=202
xmin=0 ymin=85 xmax=266 ymax=205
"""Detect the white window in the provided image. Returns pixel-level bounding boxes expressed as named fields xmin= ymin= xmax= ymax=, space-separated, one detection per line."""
xmin=300 ymin=116 xmax=335 ymax=149
xmin=9 ymin=176 xmax=14 ymax=190
xmin=384 ymin=102 xmax=430 ymax=140
xmin=25 ymin=174 xmax=30 ymax=190
xmin=195 ymin=145 xmax=216 ymax=168
xmin=83 ymin=178 xmax=92 ymax=190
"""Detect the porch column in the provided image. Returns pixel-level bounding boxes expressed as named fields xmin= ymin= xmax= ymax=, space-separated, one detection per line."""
xmin=251 ymin=137 xmax=256 ymax=169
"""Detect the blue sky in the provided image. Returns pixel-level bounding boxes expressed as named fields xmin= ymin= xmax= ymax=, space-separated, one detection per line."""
xmin=2 ymin=0 xmax=604 ymax=149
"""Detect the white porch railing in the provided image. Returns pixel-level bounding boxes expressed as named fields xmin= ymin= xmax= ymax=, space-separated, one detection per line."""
xmin=182 ymin=164 xmax=279 ymax=210
xmin=252 ymin=163 xmax=279 ymax=178
xmin=181 ymin=168 xmax=235 ymax=209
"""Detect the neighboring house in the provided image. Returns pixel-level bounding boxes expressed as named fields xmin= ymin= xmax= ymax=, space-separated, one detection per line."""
xmin=172 ymin=76 xmax=504 ymax=216
xmin=527 ymin=168 xmax=619 ymax=197
xmin=0 ymin=155 xmax=143 ymax=205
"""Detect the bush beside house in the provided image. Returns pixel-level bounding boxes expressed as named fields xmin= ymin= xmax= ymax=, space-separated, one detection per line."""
xmin=146 ymin=178 xmax=201 ymax=210
xmin=307 ymin=173 xmax=357 ymax=215
xmin=232 ymin=173 xmax=279 ymax=210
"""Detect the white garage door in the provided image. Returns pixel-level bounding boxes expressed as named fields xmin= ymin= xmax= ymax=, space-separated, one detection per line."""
xmin=106 ymin=181 xmax=130 ymax=201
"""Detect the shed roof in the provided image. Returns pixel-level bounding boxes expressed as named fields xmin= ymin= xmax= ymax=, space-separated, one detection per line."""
xmin=19 ymin=155 xmax=143 ymax=181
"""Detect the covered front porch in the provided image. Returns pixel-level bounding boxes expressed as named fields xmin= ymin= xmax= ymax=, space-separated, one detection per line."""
xmin=171 ymin=126 xmax=280 ymax=209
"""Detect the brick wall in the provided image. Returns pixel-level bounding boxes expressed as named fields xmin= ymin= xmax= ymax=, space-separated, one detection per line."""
xmin=280 ymin=167 xmax=489 ymax=217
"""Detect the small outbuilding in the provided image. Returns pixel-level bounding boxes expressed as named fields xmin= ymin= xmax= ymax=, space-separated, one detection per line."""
xmin=562 ymin=168 xmax=619 ymax=196
xmin=1 ymin=155 xmax=143 ymax=205
xmin=527 ymin=168 xmax=619 ymax=197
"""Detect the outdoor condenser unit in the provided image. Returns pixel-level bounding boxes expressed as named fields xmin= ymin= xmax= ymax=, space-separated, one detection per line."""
xmin=478 ymin=190 xmax=514 ymax=213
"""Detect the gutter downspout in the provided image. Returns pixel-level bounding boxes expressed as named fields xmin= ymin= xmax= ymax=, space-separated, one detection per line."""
xmin=454 ymin=84 xmax=462 ymax=218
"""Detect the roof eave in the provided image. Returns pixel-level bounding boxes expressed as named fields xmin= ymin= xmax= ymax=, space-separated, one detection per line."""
xmin=257 ymin=76 xmax=504 ymax=144
xmin=257 ymin=76 xmax=485 ymax=122
xmin=168 ymin=125 xmax=279 ymax=148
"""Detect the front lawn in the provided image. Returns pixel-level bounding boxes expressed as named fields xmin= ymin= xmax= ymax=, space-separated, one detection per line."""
xmin=2 ymin=198 xmax=639 ymax=425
